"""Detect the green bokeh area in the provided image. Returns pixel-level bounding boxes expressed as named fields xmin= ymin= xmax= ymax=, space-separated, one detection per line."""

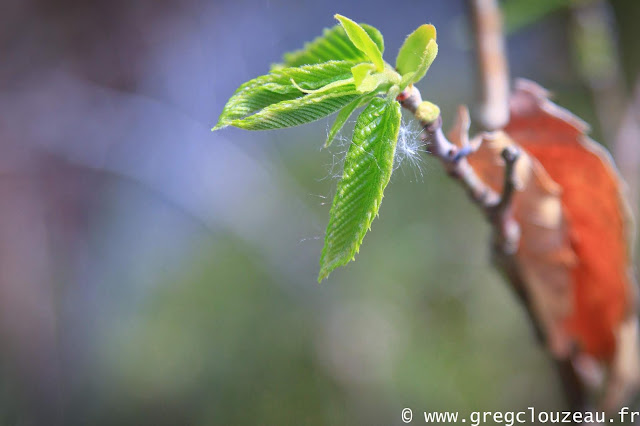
xmin=82 ymin=161 xmax=565 ymax=424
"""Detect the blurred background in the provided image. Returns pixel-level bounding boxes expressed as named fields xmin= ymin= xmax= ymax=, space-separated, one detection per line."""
xmin=0 ymin=0 xmax=639 ymax=424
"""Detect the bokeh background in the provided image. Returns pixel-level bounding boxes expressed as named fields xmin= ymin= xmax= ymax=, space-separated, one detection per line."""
xmin=1 ymin=0 xmax=639 ymax=424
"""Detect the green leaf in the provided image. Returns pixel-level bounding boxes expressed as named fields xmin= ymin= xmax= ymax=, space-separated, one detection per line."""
xmin=289 ymin=75 xmax=355 ymax=95
xmin=397 ymin=26 xmax=438 ymax=88
xmin=356 ymin=72 xmax=390 ymax=93
xmin=350 ymin=63 xmax=395 ymax=93
xmin=229 ymin=83 xmax=360 ymax=130
xmin=324 ymin=94 xmax=374 ymax=147
xmin=214 ymin=61 xmax=355 ymax=130
xmin=351 ymin=63 xmax=375 ymax=87
xmin=364 ymin=25 xmax=385 ymax=57
xmin=281 ymin=24 xmax=384 ymax=67
xmin=396 ymin=24 xmax=437 ymax=77
xmin=334 ymin=14 xmax=384 ymax=71
xmin=319 ymin=97 xmax=401 ymax=280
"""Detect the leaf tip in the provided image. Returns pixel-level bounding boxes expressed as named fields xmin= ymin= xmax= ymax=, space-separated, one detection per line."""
xmin=420 ymin=23 xmax=437 ymax=40
xmin=333 ymin=14 xmax=384 ymax=72
xmin=396 ymin=23 xmax=439 ymax=86
xmin=318 ymin=264 xmax=332 ymax=282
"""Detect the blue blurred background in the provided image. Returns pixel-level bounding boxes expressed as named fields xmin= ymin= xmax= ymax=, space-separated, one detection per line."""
xmin=0 ymin=0 xmax=639 ymax=424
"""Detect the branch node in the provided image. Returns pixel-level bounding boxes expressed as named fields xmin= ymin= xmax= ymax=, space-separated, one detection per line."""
xmin=452 ymin=144 xmax=475 ymax=163
xmin=495 ymin=145 xmax=520 ymax=213
xmin=486 ymin=146 xmax=521 ymax=255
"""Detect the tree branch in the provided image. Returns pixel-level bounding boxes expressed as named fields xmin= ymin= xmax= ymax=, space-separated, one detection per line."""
xmin=395 ymin=1 xmax=589 ymax=413
xmin=467 ymin=0 xmax=588 ymax=414
xmin=398 ymin=86 xmax=512 ymax=221
xmin=400 ymin=83 xmax=586 ymax=414
xmin=468 ymin=0 xmax=510 ymax=131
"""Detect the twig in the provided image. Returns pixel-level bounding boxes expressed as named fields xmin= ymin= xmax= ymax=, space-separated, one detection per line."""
xmin=493 ymin=147 xmax=518 ymax=214
xmin=468 ymin=0 xmax=510 ymax=131
xmin=488 ymin=145 xmax=520 ymax=256
xmin=467 ymin=0 xmax=588 ymax=414
xmin=398 ymin=86 xmax=519 ymax=257
xmin=397 ymin=0 xmax=590 ymax=414
xmin=400 ymin=83 xmax=587 ymax=414
xmin=397 ymin=87 xmax=514 ymax=224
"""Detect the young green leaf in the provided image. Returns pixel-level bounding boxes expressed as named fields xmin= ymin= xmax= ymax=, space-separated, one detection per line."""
xmin=214 ymin=61 xmax=356 ymax=130
xmin=229 ymin=83 xmax=360 ymax=130
xmin=396 ymin=24 xmax=436 ymax=76
xmin=334 ymin=14 xmax=385 ymax=71
xmin=281 ymin=24 xmax=384 ymax=67
xmin=364 ymin=25 xmax=385 ymax=57
xmin=351 ymin=63 xmax=375 ymax=87
xmin=350 ymin=63 xmax=393 ymax=93
xmin=319 ymin=97 xmax=401 ymax=280
xmin=325 ymin=94 xmax=375 ymax=147
xmin=289 ymin=76 xmax=355 ymax=95
xmin=356 ymin=72 xmax=390 ymax=93
xmin=400 ymin=39 xmax=438 ymax=88
xmin=396 ymin=24 xmax=438 ymax=87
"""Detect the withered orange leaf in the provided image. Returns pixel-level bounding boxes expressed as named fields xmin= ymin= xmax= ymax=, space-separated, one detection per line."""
xmin=449 ymin=79 xmax=639 ymax=409
xmin=449 ymin=105 xmax=577 ymax=359
xmin=506 ymin=79 xmax=639 ymax=409
xmin=506 ymin=79 xmax=636 ymax=362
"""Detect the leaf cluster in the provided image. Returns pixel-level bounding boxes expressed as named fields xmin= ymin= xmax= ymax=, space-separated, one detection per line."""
xmin=214 ymin=14 xmax=438 ymax=280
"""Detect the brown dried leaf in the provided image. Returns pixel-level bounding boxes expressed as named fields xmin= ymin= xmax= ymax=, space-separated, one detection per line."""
xmin=450 ymin=79 xmax=639 ymax=410
xmin=449 ymin=106 xmax=577 ymax=358
xmin=506 ymin=79 xmax=639 ymax=409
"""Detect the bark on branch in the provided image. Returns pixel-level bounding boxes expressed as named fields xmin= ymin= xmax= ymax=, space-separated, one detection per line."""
xmin=397 ymin=85 xmax=518 ymax=234
xmin=468 ymin=0 xmax=510 ymax=131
